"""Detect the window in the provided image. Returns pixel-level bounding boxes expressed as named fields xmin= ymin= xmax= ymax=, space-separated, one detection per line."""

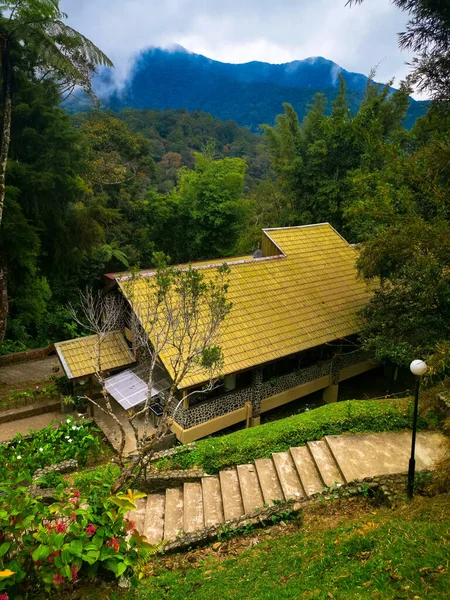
xmin=224 ymin=374 xmax=236 ymax=392
xmin=236 ymin=370 xmax=252 ymax=388
xmin=262 ymin=355 xmax=299 ymax=381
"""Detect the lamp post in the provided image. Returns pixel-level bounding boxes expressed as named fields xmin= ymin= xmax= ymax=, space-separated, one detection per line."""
xmin=407 ymin=359 xmax=428 ymax=499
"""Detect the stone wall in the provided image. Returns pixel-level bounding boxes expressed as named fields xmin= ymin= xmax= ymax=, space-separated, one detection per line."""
xmin=136 ymin=469 xmax=206 ymax=491
xmin=0 ymin=344 xmax=55 ymax=366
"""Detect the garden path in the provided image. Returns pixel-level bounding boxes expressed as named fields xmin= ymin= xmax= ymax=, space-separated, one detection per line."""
xmin=93 ymin=397 xmax=156 ymax=456
xmin=0 ymin=410 xmax=66 ymax=442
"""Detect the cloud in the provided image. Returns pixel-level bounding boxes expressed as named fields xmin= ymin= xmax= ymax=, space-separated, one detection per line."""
xmin=61 ymin=0 xmax=416 ymax=92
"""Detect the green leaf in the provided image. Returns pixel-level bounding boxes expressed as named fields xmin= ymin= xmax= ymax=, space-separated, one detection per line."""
xmin=32 ymin=545 xmax=50 ymax=562
xmin=92 ymin=534 xmax=104 ymax=549
xmin=82 ymin=549 xmax=100 ymax=565
xmin=61 ymin=548 xmax=71 ymax=564
xmin=0 ymin=542 xmax=10 ymax=558
xmin=68 ymin=539 xmax=83 ymax=556
xmin=116 ymin=562 xmax=127 ymax=577
xmin=104 ymin=559 xmax=118 ymax=575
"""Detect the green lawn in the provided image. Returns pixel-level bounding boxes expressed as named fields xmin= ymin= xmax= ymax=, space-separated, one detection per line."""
xmin=123 ymin=494 xmax=450 ymax=600
xmin=159 ymin=398 xmax=434 ymax=473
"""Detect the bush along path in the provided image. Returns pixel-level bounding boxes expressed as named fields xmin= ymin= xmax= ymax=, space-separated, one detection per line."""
xmin=127 ymin=430 xmax=444 ymax=548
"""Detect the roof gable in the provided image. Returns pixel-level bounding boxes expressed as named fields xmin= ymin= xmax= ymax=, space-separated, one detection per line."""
xmin=55 ymin=331 xmax=135 ymax=380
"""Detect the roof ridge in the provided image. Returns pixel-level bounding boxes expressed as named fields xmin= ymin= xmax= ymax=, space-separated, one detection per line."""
xmin=262 ymin=223 xmax=330 ymax=231
xmin=117 ymin=253 xmax=286 ymax=281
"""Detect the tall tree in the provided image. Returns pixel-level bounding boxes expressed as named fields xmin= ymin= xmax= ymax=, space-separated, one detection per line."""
xmin=0 ymin=0 xmax=112 ymax=344
xmin=0 ymin=0 xmax=112 ymax=228
xmin=263 ymin=78 xmax=411 ymax=230
xmin=348 ymin=0 xmax=450 ymax=103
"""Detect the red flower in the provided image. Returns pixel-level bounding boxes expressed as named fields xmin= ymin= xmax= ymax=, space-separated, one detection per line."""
xmin=71 ymin=565 xmax=79 ymax=582
xmin=70 ymin=512 xmax=77 ymax=521
xmin=53 ymin=573 xmax=65 ymax=585
xmin=55 ymin=522 xmax=67 ymax=534
xmin=48 ymin=550 xmax=61 ymax=564
xmin=72 ymin=490 xmax=81 ymax=498
xmin=0 ymin=592 xmax=9 ymax=600
xmin=85 ymin=523 xmax=96 ymax=536
xmin=106 ymin=537 xmax=120 ymax=552
xmin=69 ymin=497 xmax=79 ymax=504
xmin=125 ymin=519 xmax=135 ymax=531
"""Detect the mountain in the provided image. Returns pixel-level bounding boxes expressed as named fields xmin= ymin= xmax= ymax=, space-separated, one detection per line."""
xmin=88 ymin=46 xmax=427 ymax=130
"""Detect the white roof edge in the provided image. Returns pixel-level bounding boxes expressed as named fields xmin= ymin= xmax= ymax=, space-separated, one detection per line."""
xmin=55 ymin=346 xmax=73 ymax=379
xmin=262 ymin=222 xmax=330 ymax=231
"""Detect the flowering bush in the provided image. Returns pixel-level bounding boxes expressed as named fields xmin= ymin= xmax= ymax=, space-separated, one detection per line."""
xmin=0 ymin=416 xmax=102 ymax=480
xmin=0 ymin=476 xmax=146 ymax=597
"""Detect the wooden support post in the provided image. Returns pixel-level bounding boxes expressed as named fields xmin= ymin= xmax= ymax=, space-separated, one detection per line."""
xmin=245 ymin=401 xmax=252 ymax=428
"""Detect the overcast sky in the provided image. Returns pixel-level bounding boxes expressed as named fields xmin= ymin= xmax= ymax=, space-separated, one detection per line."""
xmin=61 ymin=0 xmax=415 ymax=91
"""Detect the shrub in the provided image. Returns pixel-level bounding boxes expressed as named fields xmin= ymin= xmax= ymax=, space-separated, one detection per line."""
xmin=168 ymin=399 xmax=430 ymax=473
xmin=0 ymin=476 xmax=145 ymax=597
xmin=37 ymin=471 xmax=66 ymax=489
xmin=0 ymin=416 xmax=103 ymax=480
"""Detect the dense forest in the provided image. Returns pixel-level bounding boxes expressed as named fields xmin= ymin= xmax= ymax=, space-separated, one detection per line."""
xmin=0 ymin=0 xmax=449 ymax=381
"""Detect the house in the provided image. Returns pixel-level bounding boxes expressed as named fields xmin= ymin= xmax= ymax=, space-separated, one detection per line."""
xmin=56 ymin=223 xmax=378 ymax=442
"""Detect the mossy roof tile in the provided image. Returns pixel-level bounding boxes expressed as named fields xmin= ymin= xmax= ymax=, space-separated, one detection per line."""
xmin=118 ymin=224 xmax=371 ymax=388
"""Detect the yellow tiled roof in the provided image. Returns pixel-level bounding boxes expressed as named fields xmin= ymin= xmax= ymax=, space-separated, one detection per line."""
xmin=118 ymin=224 xmax=371 ymax=389
xmin=55 ymin=331 xmax=135 ymax=380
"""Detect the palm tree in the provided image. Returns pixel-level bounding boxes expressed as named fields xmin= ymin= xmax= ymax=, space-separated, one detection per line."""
xmin=0 ymin=0 xmax=113 ymax=228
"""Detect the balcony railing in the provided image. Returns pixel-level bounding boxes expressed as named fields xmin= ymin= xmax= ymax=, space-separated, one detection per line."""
xmin=169 ymin=386 xmax=252 ymax=430
xmin=170 ymin=349 xmax=375 ymax=430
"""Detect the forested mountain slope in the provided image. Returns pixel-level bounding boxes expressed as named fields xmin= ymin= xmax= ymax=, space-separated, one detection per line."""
xmin=88 ymin=46 xmax=428 ymax=130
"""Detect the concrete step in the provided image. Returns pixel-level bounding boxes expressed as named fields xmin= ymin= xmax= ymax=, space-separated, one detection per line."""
xmin=143 ymin=493 xmax=165 ymax=544
xmin=219 ymin=468 xmax=245 ymax=521
xmin=307 ymin=440 xmax=345 ymax=487
xmin=290 ymin=446 xmax=324 ymax=496
xmin=272 ymin=451 xmax=305 ymax=500
xmin=237 ymin=464 xmax=264 ymax=513
xmin=254 ymin=458 xmax=284 ymax=505
xmin=324 ymin=431 xmax=444 ymax=481
xmin=126 ymin=496 xmax=147 ymax=536
xmin=164 ymin=487 xmax=184 ymax=540
xmin=183 ymin=482 xmax=204 ymax=533
xmin=202 ymin=476 xmax=224 ymax=527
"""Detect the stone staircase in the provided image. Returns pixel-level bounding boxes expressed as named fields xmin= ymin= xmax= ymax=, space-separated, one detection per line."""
xmin=127 ymin=431 xmax=444 ymax=544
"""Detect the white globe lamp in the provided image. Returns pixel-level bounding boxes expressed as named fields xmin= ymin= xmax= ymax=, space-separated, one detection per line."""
xmin=410 ymin=359 xmax=427 ymax=377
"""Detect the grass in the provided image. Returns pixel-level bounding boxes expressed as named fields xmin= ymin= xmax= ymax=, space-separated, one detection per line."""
xmin=158 ymin=398 xmax=435 ymax=473
xmin=71 ymin=493 xmax=450 ymax=600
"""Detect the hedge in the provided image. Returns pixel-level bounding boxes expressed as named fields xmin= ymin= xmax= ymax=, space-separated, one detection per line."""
xmin=165 ymin=398 xmax=432 ymax=474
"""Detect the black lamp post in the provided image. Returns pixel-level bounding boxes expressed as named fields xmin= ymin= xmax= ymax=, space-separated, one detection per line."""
xmin=407 ymin=359 xmax=428 ymax=499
